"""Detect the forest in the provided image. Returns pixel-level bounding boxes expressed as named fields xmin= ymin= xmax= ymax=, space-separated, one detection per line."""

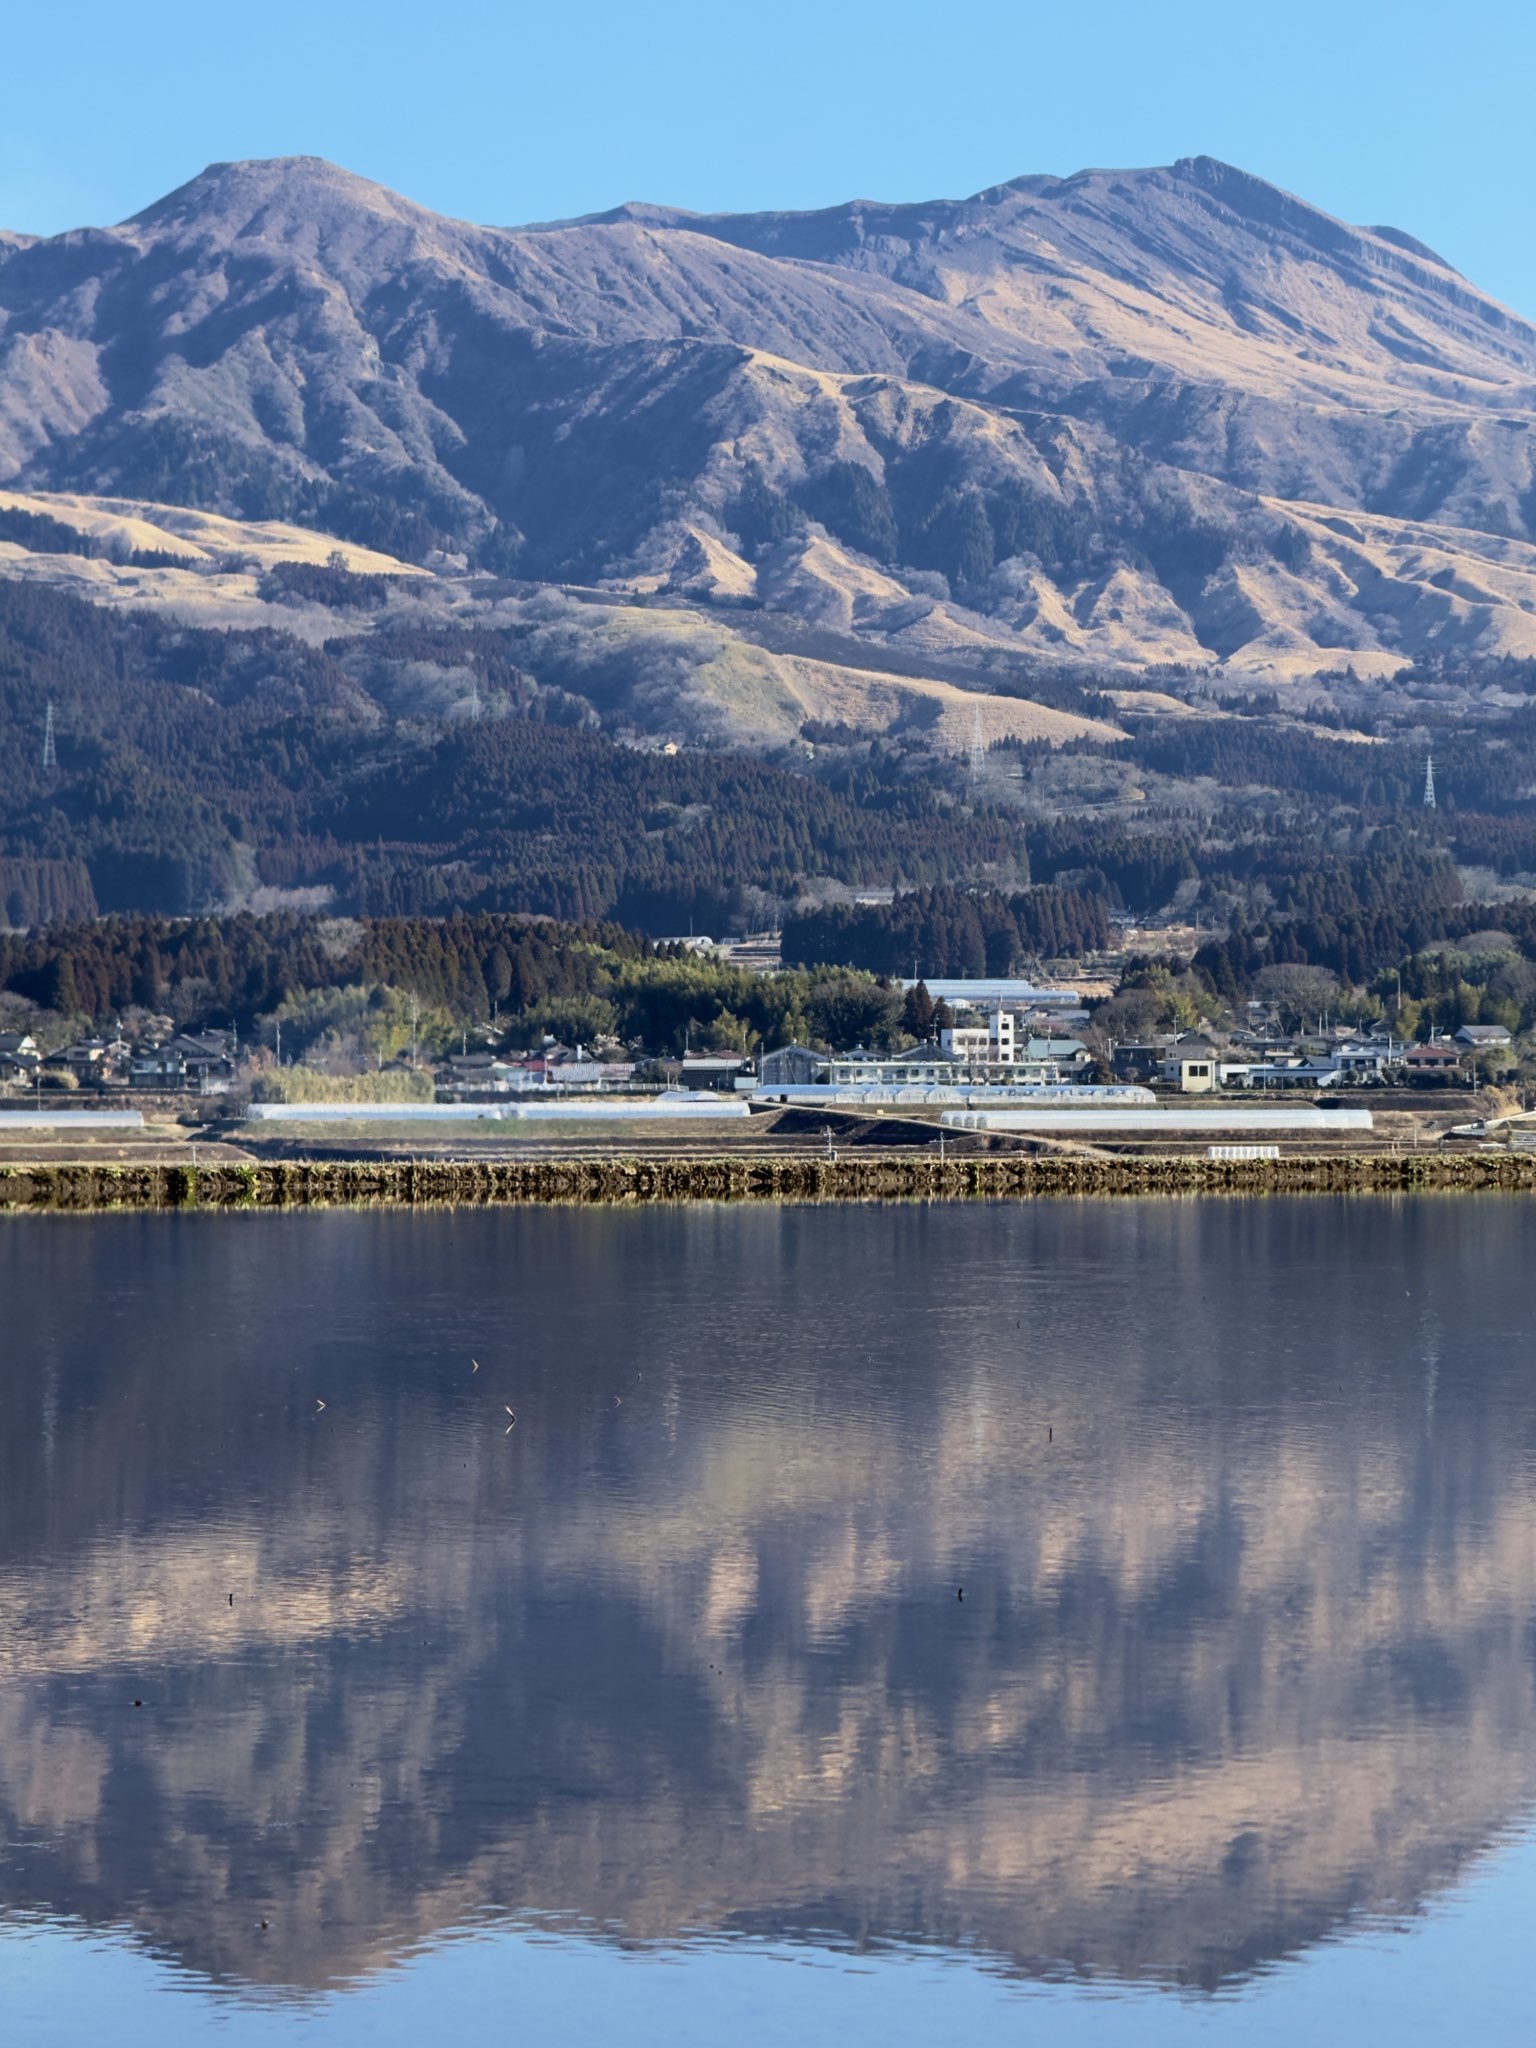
xmin=782 ymin=884 xmax=1112 ymax=977
xmin=0 ymin=579 xmax=1038 ymax=929
xmin=4 ymin=565 xmax=1536 ymax=1014
xmin=0 ymin=911 xmax=922 ymax=1059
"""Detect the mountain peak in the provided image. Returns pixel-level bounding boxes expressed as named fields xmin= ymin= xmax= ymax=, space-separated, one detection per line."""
xmin=123 ymin=155 xmax=450 ymax=238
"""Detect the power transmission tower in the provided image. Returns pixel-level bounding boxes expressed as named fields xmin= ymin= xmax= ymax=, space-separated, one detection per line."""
xmin=969 ymin=704 xmax=986 ymax=789
xmin=1423 ymin=754 xmax=1436 ymax=809
xmin=42 ymin=701 xmax=56 ymax=770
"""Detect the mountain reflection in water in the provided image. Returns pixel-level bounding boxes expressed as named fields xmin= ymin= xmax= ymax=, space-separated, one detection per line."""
xmin=0 ymin=1199 xmax=1533 ymax=2002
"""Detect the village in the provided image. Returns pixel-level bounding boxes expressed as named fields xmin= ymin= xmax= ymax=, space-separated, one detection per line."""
xmin=0 ymin=977 xmax=1515 ymax=1113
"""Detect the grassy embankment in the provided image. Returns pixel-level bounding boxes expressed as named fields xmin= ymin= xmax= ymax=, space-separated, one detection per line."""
xmin=1 ymin=1151 xmax=1534 ymax=1211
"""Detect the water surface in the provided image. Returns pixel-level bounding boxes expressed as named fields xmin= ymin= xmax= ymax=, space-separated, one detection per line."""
xmin=1 ymin=1198 xmax=1534 ymax=2041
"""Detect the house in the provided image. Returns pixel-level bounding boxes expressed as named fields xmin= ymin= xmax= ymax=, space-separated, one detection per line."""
xmin=44 ymin=1039 xmax=120 ymax=1085
xmin=46 ymin=1038 xmax=107 ymax=1069
xmin=1157 ymin=1036 xmax=1221 ymax=1091
xmin=679 ymin=1053 xmax=749 ymax=1093
xmin=1024 ymin=1035 xmax=1091 ymax=1069
xmin=1170 ymin=1056 xmax=1220 ymax=1094
xmin=1109 ymin=1042 xmax=1165 ymax=1082
xmin=503 ymin=1039 xmax=605 ymax=1088
xmin=0 ymin=1030 xmax=40 ymax=1084
xmin=443 ymin=1051 xmax=501 ymax=1080
xmin=131 ymin=1047 xmax=188 ymax=1088
xmin=1230 ymin=1033 xmax=1297 ymax=1060
xmin=547 ymin=1058 xmax=605 ymax=1086
xmin=1229 ymin=1059 xmax=1345 ymax=1090
xmin=1335 ymin=1037 xmax=1403 ymax=1077
xmin=438 ymin=1051 xmax=516 ymax=1094
xmin=177 ymin=1031 xmax=235 ymax=1072
xmin=130 ymin=1033 xmax=235 ymax=1092
xmin=1403 ymin=1042 xmax=1462 ymax=1081
xmin=759 ymin=1044 xmax=828 ymax=1088
xmin=1455 ymin=1025 xmax=1512 ymax=1050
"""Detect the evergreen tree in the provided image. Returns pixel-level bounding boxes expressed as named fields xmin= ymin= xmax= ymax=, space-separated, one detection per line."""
xmin=902 ymin=980 xmax=936 ymax=1040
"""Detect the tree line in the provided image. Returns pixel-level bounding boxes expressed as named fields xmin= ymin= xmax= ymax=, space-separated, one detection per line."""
xmin=0 ymin=579 xmax=1031 ymax=928
xmin=0 ymin=910 xmax=939 ymax=1058
xmin=782 ymin=884 xmax=1112 ymax=977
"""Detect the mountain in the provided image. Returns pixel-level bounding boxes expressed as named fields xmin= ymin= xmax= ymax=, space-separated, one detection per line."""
xmin=5 ymin=155 xmax=1536 ymax=690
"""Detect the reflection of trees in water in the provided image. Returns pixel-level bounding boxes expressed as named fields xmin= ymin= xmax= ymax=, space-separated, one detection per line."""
xmin=0 ymin=1202 xmax=1533 ymax=1995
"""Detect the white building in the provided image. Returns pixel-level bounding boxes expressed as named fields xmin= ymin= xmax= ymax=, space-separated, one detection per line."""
xmin=759 ymin=1042 xmax=1064 ymax=1089
xmin=941 ymin=1008 xmax=1017 ymax=1065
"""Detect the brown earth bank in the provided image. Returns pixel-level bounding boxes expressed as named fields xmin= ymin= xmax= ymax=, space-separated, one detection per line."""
xmin=2 ymin=1152 xmax=1534 ymax=1211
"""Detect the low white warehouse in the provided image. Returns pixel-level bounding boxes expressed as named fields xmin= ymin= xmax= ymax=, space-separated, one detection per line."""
xmin=246 ymin=1094 xmax=749 ymax=1124
xmin=505 ymin=1097 xmax=749 ymax=1122
xmin=0 ymin=1111 xmax=146 ymax=1129
xmin=942 ymin=1106 xmax=1373 ymax=1134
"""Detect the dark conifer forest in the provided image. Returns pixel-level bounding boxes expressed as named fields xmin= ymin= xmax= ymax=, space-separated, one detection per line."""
xmin=5 ymin=571 xmax=1536 ymax=1028
xmin=0 ymin=580 xmax=1036 ymax=930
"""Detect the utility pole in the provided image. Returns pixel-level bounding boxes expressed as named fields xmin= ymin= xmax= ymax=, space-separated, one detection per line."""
xmin=42 ymin=701 xmax=56 ymax=770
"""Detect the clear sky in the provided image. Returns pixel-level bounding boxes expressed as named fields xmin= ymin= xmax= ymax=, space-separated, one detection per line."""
xmin=5 ymin=1 xmax=1535 ymax=314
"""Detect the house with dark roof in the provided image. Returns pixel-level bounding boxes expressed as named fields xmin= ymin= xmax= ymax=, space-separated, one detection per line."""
xmin=44 ymin=1039 xmax=122 ymax=1085
xmin=130 ymin=1033 xmax=235 ymax=1092
xmin=679 ymin=1053 xmax=750 ymax=1092
xmin=1403 ymin=1042 xmax=1462 ymax=1081
xmin=1454 ymin=1025 xmax=1513 ymax=1049
xmin=0 ymin=1036 xmax=40 ymax=1086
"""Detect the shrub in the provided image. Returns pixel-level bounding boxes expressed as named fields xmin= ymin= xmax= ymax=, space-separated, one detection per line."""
xmin=250 ymin=1066 xmax=433 ymax=1103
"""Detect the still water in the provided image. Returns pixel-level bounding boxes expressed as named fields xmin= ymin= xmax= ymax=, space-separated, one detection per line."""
xmin=0 ymin=1198 xmax=1533 ymax=2043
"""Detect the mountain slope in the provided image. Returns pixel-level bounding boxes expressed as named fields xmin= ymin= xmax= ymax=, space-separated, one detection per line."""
xmin=4 ymin=154 xmax=1536 ymax=685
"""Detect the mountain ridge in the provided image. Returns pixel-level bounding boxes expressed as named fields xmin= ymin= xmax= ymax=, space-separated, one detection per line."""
xmin=4 ymin=152 xmax=1536 ymax=690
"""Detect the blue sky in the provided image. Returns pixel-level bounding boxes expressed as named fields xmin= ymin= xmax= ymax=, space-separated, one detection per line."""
xmin=5 ymin=1 xmax=1535 ymax=314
